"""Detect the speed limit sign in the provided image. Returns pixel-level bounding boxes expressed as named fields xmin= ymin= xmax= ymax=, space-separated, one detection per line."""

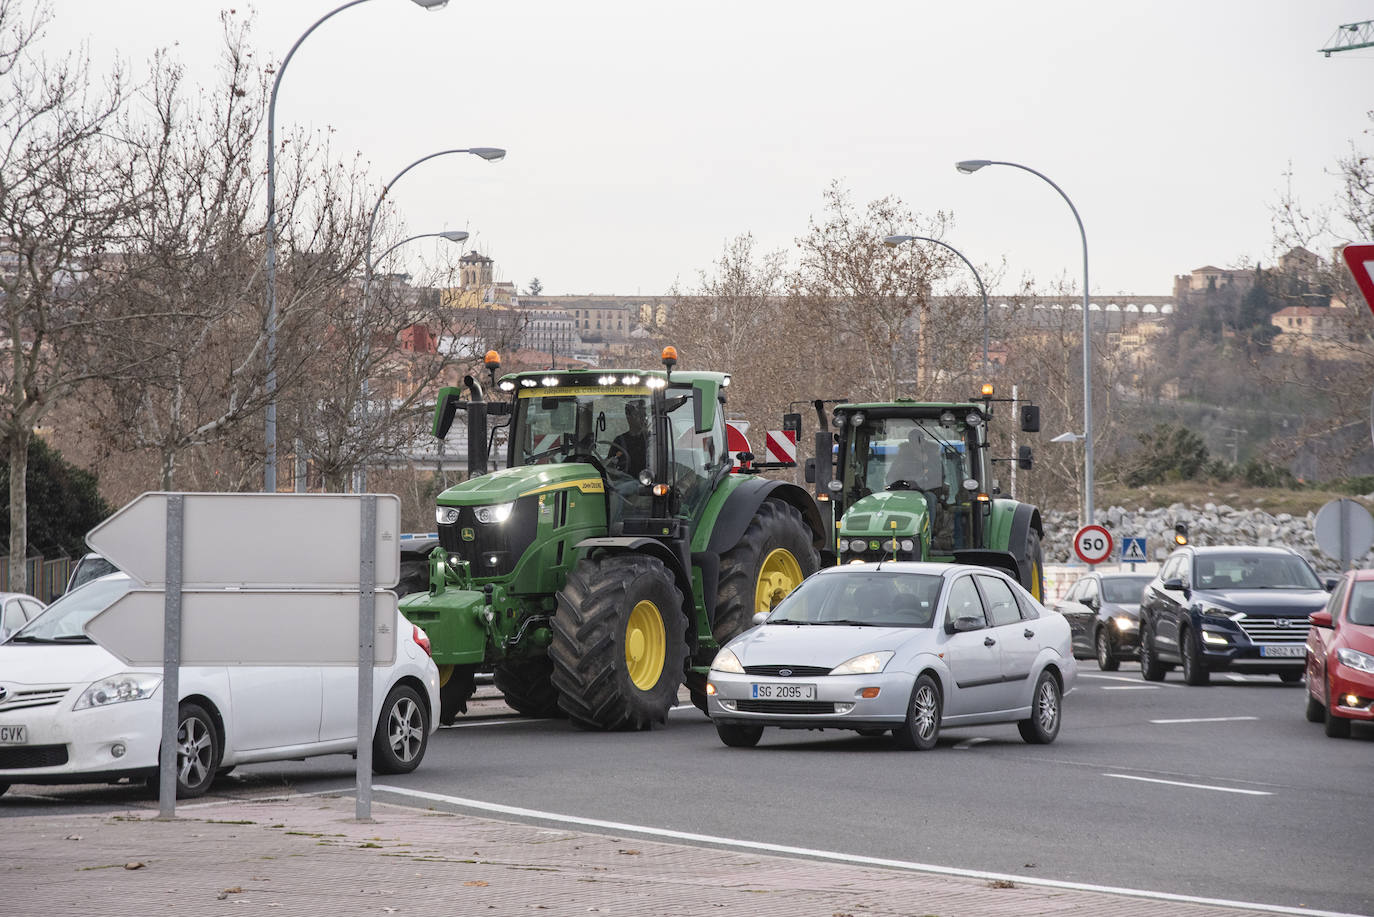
xmin=1073 ymin=524 xmax=1114 ymax=565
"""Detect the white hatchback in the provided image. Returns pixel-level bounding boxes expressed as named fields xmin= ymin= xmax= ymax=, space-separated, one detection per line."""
xmin=0 ymin=574 xmax=440 ymax=798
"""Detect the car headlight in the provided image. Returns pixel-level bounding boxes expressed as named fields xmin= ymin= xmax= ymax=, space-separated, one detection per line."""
xmin=711 ymin=647 xmax=745 ymax=674
xmin=474 ymin=502 xmax=514 ymax=524
xmin=1336 ymin=648 xmax=1374 ymax=673
xmin=1200 ymin=604 xmax=1238 ymax=621
xmin=436 ymin=506 xmax=460 ymax=525
xmin=1112 ymin=615 xmax=1137 ymax=630
xmin=74 ymin=673 xmax=162 ymax=710
xmin=830 ymin=651 xmax=894 ymax=675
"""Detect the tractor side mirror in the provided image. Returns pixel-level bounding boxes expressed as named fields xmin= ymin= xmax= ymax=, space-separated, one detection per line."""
xmin=1017 ymin=445 xmax=1033 ymax=470
xmin=804 ymin=457 xmax=817 ymax=483
xmin=433 ymin=387 xmax=462 ymax=439
xmin=1020 ymin=405 xmax=1041 ymax=433
xmin=782 ymin=412 xmax=802 ymax=437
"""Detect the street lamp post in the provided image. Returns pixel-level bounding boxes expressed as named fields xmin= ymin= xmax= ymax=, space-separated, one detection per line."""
xmin=355 ymin=230 xmax=469 ymax=492
xmin=956 ymin=159 xmax=1093 ymax=530
xmin=263 ymin=0 xmax=451 ymax=493
xmin=354 ymin=146 xmax=504 ymax=491
xmin=883 ymin=234 xmax=991 ymax=374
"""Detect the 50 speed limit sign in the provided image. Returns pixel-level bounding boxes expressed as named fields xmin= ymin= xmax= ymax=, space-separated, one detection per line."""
xmin=1073 ymin=524 xmax=1114 ymax=565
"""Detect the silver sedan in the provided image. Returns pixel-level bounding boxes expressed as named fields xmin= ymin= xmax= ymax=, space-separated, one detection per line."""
xmin=706 ymin=562 xmax=1076 ymax=749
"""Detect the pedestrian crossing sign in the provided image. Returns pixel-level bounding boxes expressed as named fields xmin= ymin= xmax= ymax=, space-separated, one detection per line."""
xmin=1121 ymin=537 xmax=1147 ymax=564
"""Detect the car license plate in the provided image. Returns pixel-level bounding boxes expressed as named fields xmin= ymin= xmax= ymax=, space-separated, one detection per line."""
xmin=0 ymin=725 xmax=27 ymax=744
xmin=1260 ymin=645 xmax=1304 ymax=658
xmin=751 ymin=683 xmax=816 ymax=701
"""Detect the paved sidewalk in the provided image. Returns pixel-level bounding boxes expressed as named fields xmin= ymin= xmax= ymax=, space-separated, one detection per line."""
xmin=2 ymin=792 xmax=1294 ymax=917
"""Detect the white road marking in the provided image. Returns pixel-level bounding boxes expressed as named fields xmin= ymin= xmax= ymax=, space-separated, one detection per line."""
xmin=1226 ymin=674 xmax=1251 ymax=682
xmin=1149 ymin=716 xmax=1258 ymax=724
xmin=1078 ymin=673 xmax=1179 ymax=687
xmin=372 ymin=786 xmax=1354 ymax=917
xmin=1102 ymin=685 xmax=1160 ymax=690
xmin=441 ymin=718 xmax=538 ymax=729
xmin=1103 ymin=773 xmax=1272 ymax=796
xmin=954 ymin=737 xmax=990 ymax=750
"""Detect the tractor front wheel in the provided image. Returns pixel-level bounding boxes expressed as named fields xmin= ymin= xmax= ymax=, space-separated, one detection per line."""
xmin=494 ymin=656 xmax=564 ymax=718
xmin=550 ymin=554 xmax=687 ymax=731
xmin=715 ymin=500 xmax=819 ymax=645
xmin=1022 ymin=528 xmax=1046 ymax=602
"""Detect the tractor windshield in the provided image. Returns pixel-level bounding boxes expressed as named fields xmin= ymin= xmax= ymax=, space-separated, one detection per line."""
xmin=515 ymin=387 xmax=655 ymax=476
xmin=843 ymin=415 xmax=972 ymax=502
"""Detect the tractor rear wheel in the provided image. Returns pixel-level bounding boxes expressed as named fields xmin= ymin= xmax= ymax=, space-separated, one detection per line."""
xmin=550 ymin=554 xmax=687 ymax=731
xmin=714 ymin=500 xmax=819 ymax=646
xmin=1022 ymin=529 xmax=1046 ymax=602
xmin=494 ymin=656 xmax=564 ymax=718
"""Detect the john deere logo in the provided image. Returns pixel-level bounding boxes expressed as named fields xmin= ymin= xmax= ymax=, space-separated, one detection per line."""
xmin=869 ymin=540 xmax=881 ymax=551
xmin=461 ymin=527 xmax=475 ymax=542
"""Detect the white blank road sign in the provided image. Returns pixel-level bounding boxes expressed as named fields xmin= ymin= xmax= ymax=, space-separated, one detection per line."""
xmin=87 ymin=493 xmax=401 ymax=589
xmin=85 ymin=589 xmax=399 ymax=667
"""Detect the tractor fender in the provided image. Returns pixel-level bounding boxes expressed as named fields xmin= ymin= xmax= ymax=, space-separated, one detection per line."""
xmin=1007 ymin=502 xmax=1044 ymax=587
xmin=572 ymin=536 xmax=694 ymax=622
xmin=704 ymin=478 xmax=826 ymax=556
xmin=951 ymin=548 xmax=1022 ymax=581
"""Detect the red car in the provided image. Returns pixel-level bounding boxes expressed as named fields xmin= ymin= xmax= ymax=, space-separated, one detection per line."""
xmin=1305 ymin=568 xmax=1374 ymax=738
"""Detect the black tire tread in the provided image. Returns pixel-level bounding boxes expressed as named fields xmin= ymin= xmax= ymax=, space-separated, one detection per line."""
xmin=494 ymin=656 xmax=563 ymax=717
xmin=550 ymin=554 xmax=687 ymax=731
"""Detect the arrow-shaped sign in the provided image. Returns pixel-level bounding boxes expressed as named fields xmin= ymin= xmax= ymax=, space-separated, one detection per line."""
xmin=86 ymin=493 xmax=400 ymax=588
xmin=1343 ymin=243 xmax=1374 ymax=314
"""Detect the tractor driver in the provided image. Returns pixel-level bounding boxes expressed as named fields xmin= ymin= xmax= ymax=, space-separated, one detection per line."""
xmin=887 ymin=428 xmax=944 ymax=493
xmin=609 ymin=399 xmax=650 ymax=477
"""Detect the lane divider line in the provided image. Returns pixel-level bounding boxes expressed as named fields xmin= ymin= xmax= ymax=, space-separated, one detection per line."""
xmin=1102 ymin=686 xmax=1160 ymax=690
xmin=954 ymin=737 xmax=991 ymax=750
xmin=371 ymin=786 xmax=1354 ymax=917
xmin=1149 ymin=716 xmax=1258 ymax=724
xmin=1103 ymin=773 xmax=1272 ymax=796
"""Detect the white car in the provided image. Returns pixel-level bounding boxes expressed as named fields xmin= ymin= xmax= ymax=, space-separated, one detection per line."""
xmin=707 ymin=562 xmax=1077 ymax=749
xmin=0 ymin=592 xmax=47 ymax=643
xmin=0 ymin=573 xmax=440 ymax=798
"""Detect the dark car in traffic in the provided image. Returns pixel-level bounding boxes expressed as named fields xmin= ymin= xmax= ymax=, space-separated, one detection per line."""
xmin=1054 ymin=572 xmax=1154 ymax=671
xmin=1138 ymin=546 xmax=1330 ymax=685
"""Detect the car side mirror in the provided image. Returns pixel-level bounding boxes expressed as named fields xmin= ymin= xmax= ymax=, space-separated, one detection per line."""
xmin=1324 ymin=577 xmax=1339 ymax=592
xmin=1078 ymin=596 xmax=1096 ymax=609
xmin=752 ymin=612 xmax=769 ymax=627
xmin=1162 ymin=578 xmax=1184 ymax=592
xmin=1309 ymin=610 xmax=1334 ymax=629
xmin=950 ymin=615 xmax=985 ymax=633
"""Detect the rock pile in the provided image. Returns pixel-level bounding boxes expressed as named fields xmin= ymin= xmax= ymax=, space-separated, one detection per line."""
xmin=1041 ymin=502 xmax=1374 ymax=574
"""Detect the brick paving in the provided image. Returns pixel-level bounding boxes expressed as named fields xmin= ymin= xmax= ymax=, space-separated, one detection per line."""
xmin=1 ymin=792 xmax=1294 ymax=917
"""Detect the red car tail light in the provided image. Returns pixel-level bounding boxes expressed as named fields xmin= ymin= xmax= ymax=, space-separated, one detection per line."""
xmin=413 ymin=624 xmax=432 ymax=657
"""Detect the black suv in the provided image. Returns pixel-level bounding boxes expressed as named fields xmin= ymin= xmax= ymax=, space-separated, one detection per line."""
xmin=1138 ymin=545 xmax=1331 ymax=685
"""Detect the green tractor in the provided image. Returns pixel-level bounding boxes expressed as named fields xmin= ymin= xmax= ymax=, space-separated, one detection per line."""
xmin=809 ymin=388 xmax=1046 ymax=599
xmin=400 ymin=349 xmax=826 ymax=730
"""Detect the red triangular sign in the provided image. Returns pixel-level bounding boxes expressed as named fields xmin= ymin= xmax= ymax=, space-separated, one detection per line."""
xmin=1342 ymin=244 xmax=1374 ymax=314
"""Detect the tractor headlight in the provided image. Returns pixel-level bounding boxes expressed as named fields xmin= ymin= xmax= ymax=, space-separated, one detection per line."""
xmin=830 ymin=651 xmax=893 ymax=675
xmin=899 ymin=539 xmax=915 ymax=553
xmin=711 ymin=647 xmax=745 ymax=674
xmin=436 ymin=506 xmax=460 ymax=525
xmin=474 ymin=502 xmax=515 ymax=524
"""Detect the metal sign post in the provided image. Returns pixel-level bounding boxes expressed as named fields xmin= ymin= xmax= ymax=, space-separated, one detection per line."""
xmin=158 ymin=495 xmax=183 ymax=819
xmin=356 ymin=495 xmax=376 ymax=821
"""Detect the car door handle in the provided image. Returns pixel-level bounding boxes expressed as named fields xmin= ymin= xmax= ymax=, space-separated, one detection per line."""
xmin=1023 ymin=629 xmax=1035 ymax=639
xmin=984 ymin=636 xmax=996 ymax=647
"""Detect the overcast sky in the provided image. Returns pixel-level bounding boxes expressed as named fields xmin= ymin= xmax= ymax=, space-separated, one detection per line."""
xmin=44 ymin=1 xmax=1374 ymax=297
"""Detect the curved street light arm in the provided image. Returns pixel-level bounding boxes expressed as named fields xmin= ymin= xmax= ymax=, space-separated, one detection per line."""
xmin=886 ymin=234 xmax=990 ymax=373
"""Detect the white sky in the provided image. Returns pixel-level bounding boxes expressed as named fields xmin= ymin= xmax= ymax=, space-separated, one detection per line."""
xmin=44 ymin=0 xmax=1374 ymax=297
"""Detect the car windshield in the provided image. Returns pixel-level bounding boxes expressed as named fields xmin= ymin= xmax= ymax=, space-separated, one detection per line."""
xmin=1192 ymin=553 xmax=1321 ymax=590
xmin=9 ymin=575 xmax=132 ymax=642
xmin=767 ymin=571 xmax=942 ymax=627
xmin=1102 ymin=576 xmax=1152 ymax=604
xmin=1348 ymin=581 xmax=1374 ymax=626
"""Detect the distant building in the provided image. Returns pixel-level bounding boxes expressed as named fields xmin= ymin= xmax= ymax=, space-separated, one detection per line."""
xmin=1173 ymin=264 xmax=1256 ymax=299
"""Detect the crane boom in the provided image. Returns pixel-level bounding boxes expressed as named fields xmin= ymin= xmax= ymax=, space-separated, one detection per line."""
xmin=1319 ymin=20 xmax=1374 ymax=56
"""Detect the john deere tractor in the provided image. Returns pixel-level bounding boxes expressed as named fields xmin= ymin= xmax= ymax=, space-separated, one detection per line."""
xmin=400 ymin=349 xmax=825 ymax=730
xmin=809 ymin=389 xmax=1046 ymax=598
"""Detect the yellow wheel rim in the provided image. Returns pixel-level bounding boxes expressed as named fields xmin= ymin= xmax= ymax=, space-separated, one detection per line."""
xmin=756 ymin=548 xmax=804 ymax=614
xmin=1031 ymin=559 xmax=1044 ymax=602
xmin=625 ymin=600 xmax=667 ymax=691
xmin=437 ymin=664 xmax=454 ymax=687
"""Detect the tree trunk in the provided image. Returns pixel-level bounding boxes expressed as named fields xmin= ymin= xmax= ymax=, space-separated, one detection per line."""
xmin=7 ymin=428 xmax=32 ymax=593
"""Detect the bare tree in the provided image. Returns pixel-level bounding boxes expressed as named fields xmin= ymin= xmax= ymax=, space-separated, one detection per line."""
xmin=0 ymin=0 xmax=138 ymax=589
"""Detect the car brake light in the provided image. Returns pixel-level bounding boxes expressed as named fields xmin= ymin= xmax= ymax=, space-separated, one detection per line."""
xmin=413 ymin=624 xmax=432 ymax=657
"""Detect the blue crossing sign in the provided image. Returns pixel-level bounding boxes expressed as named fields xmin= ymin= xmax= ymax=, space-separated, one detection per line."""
xmin=1120 ymin=536 xmax=1148 ymax=565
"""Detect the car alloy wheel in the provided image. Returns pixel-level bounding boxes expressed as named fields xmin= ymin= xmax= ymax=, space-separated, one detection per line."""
xmin=373 ymin=684 xmax=430 ymax=774
xmin=1018 ymin=670 xmax=1062 ymax=744
xmin=895 ymin=674 xmax=941 ymax=751
xmin=1095 ymin=627 xmax=1119 ymax=671
xmin=175 ymin=702 xmax=220 ymax=798
xmin=1181 ymin=628 xmax=1210 ymax=686
xmin=1139 ymin=624 xmax=1166 ymax=682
